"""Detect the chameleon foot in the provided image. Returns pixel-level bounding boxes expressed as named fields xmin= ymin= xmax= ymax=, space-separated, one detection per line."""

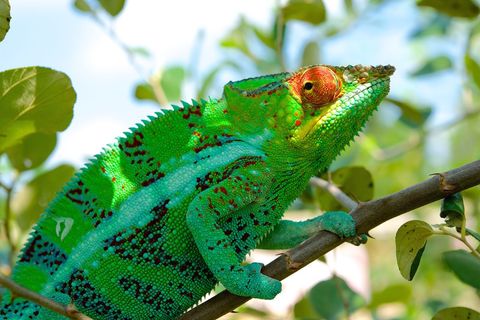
xmin=225 ymin=263 xmax=281 ymax=299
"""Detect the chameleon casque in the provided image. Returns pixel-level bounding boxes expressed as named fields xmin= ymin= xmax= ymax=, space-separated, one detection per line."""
xmin=1 ymin=64 xmax=394 ymax=319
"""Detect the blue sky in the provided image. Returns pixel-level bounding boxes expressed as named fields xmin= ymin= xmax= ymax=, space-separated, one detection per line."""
xmin=0 ymin=0 xmax=463 ymax=167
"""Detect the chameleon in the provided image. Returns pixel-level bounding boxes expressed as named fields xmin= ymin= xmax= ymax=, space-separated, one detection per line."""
xmin=1 ymin=64 xmax=394 ymax=319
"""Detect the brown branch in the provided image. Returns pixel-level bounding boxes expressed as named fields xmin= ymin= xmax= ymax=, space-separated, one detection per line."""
xmin=0 ymin=273 xmax=92 ymax=320
xmin=180 ymin=160 xmax=480 ymax=320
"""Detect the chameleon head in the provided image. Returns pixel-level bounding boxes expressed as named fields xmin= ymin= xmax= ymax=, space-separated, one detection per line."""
xmin=285 ymin=64 xmax=395 ymax=165
xmin=222 ymin=64 xmax=394 ymax=168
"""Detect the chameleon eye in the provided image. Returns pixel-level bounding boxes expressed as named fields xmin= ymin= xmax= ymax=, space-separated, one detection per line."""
xmin=290 ymin=66 xmax=343 ymax=107
xmin=303 ymin=82 xmax=314 ymax=91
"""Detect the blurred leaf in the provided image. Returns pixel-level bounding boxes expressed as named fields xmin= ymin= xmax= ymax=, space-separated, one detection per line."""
xmin=134 ymin=82 xmax=156 ymax=103
xmin=6 ymin=133 xmax=57 ymax=172
xmin=410 ymin=14 xmax=451 ymax=39
xmin=160 ymin=66 xmax=185 ymax=102
xmin=197 ymin=61 xmax=240 ymax=100
xmin=0 ymin=67 xmax=76 ymax=153
xmin=396 ymin=220 xmax=433 ymax=280
xmin=410 ymin=55 xmax=453 ymax=76
xmin=440 ymin=192 xmax=465 ymax=228
xmin=309 ymin=276 xmax=364 ymax=319
xmin=99 ymin=0 xmax=125 ymax=17
xmin=220 ymin=18 xmax=253 ymax=58
xmin=282 ymin=0 xmax=327 ymax=25
xmin=301 ymin=41 xmax=320 ymax=66
xmin=443 ymin=249 xmax=480 ymax=289
xmin=344 ymin=0 xmax=354 ymax=15
xmin=417 ymin=0 xmax=479 ymax=18
xmin=293 ymin=296 xmax=320 ymax=319
xmin=12 ymin=164 xmax=75 ymax=232
xmin=465 ymin=54 xmax=480 ymax=89
xmin=252 ymin=25 xmax=275 ymax=50
xmin=433 ymin=307 xmax=480 ymax=320
xmin=73 ymin=0 xmax=93 ymax=12
xmin=0 ymin=0 xmax=10 ymax=42
xmin=127 ymin=46 xmax=151 ymax=58
xmin=466 ymin=228 xmax=480 ymax=242
xmin=369 ymin=283 xmax=412 ymax=309
xmin=385 ymin=97 xmax=432 ymax=128
xmin=315 ymin=167 xmax=373 ymax=211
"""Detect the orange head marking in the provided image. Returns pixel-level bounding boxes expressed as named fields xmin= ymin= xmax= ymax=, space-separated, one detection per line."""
xmin=289 ymin=66 xmax=342 ymax=108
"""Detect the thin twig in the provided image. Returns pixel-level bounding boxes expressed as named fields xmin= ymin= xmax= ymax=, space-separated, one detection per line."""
xmin=310 ymin=177 xmax=358 ymax=211
xmin=0 ymin=273 xmax=92 ymax=320
xmin=180 ymin=160 xmax=480 ymax=320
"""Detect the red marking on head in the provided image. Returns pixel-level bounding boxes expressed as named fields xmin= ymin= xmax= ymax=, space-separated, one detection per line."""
xmin=295 ymin=119 xmax=302 ymax=126
xmin=289 ymin=66 xmax=342 ymax=107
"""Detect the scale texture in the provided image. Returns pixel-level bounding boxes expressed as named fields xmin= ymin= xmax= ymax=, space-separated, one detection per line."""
xmin=0 ymin=65 xmax=394 ymax=319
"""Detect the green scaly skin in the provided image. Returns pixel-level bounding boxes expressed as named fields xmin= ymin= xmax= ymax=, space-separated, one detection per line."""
xmin=0 ymin=64 xmax=394 ymax=319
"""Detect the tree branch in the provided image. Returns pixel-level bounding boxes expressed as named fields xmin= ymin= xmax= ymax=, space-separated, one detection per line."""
xmin=0 ymin=273 xmax=92 ymax=320
xmin=180 ymin=160 xmax=480 ymax=320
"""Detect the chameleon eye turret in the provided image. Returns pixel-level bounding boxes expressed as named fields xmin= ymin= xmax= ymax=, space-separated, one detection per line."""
xmin=288 ymin=66 xmax=343 ymax=107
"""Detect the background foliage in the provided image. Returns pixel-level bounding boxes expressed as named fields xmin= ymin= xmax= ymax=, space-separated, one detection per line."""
xmin=1 ymin=0 xmax=479 ymax=319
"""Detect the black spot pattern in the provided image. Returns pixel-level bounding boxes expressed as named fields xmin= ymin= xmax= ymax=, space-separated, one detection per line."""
xmin=0 ymin=300 xmax=41 ymax=319
xmin=56 ymin=269 xmax=129 ymax=320
xmin=19 ymin=233 xmax=67 ymax=275
xmin=118 ymin=276 xmax=180 ymax=315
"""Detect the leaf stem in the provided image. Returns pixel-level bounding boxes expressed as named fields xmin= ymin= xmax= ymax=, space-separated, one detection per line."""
xmin=433 ymin=227 xmax=480 ymax=259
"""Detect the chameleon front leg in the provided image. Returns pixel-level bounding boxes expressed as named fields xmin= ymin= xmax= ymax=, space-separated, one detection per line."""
xmin=258 ymin=211 xmax=358 ymax=250
xmin=186 ymin=164 xmax=281 ymax=299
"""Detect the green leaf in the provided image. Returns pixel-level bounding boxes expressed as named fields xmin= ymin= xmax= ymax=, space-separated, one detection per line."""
xmin=301 ymin=41 xmax=320 ymax=66
xmin=0 ymin=0 xmax=10 ymax=42
xmin=440 ymin=192 xmax=465 ymax=228
xmin=282 ymin=0 xmax=327 ymax=25
xmin=134 ymin=82 xmax=156 ymax=103
xmin=417 ymin=0 xmax=479 ymax=18
xmin=433 ymin=307 xmax=480 ymax=320
xmin=410 ymin=55 xmax=453 ymax=76
xmin=6 ymin=133 xmax=57 ymax=172
xmin=369 ymin=283 xmax=412 ymax=309
xmin=385 ymin=97 xmax=432 ymax=128
xmin=252 ymin=25 xmax=275 ymax=50
xmin=98 ymin=0 xmax=125 ymax=17
xmin=466 ymin=228 xmax=480 ymax=242
xmin=127 ymin=46 xmax=151 ymax=58
xmin=293 ymin=296 xmax=319 ymax=319
xmin=12 ymin=164 xmax=75 ymax=232
xmin=465 ymin=54 xmax=480 ymax=89
xmin=308 ymin=276 xmax=364 ymax=319
xmin=315 ymin=167 xmax=373 ymax=211
xmin=443 ymin=249 xmax=480 ymax=289
xmin=0 ymin=67 xmax=76 ymax=154
xmin=73 ymin=0 xmax=93 ymax=13
xmin=160 ymin=66 xmax=185 ymax=102
xmin=395 ymin=220 xmax=433 ymax=280
xmin=220 ymin=18 xmax=254 ymax=59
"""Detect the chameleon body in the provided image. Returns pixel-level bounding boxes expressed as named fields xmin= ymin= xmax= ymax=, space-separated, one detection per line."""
xmin=1 ymin=64 xmax=394 ymax=319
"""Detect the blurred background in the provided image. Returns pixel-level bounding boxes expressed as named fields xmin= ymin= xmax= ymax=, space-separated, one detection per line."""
xmin=0 ymin=0 xmax=479 ymax=319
